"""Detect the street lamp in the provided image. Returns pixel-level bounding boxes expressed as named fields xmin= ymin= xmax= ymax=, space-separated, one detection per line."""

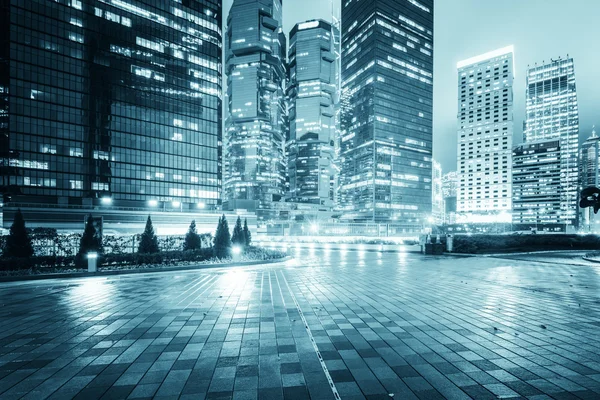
xmin=148 ymin=199 xmax=158 ymax=207
xmin=100 ymin=197 xmax=112 ymax=205
xmin=309 ymin=223 xmax=319 ymax=234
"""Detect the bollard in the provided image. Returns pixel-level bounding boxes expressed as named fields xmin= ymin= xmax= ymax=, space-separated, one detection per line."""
xmin=446 ymin=235 xmax=454 ymax=253
xmin=87 ymin=252 xmax=98 ymax=272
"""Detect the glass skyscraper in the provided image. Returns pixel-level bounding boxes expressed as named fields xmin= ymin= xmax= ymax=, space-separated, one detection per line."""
xmin=224 ymin=0 xmax=286 ymax=214
xmin=0 ymin=0 xmax=222 ymax=212
xmin=339 ymin=0 xmax=434 ymax=222
xmin=287 ymin=20 xmax=339 ymax=208
xmin=513 ymin=57 xmax=579 ymax=230
xmin=580 ymin=127 xmax=600 ymax=231
xmin=432 ymin=160 xmax=443 ymax=225
xmin=456 ymin=46 xmax=514 ymax=224
xmin=512 ymin=141 xmax=562 ymax=230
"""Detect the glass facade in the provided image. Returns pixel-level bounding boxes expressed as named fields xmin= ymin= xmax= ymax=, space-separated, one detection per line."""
xmin=517 ymin=57 xmax=579 ymax=229
xmin=442 ymin=171 xmax=458 ymax=225
xmin=287 ymin=20 xmax=339 ymax=207
xmin=512 ymin=140 xmax=563 ymax=230
xmin=456 ymin=46 xmax=514 ymax=224
xmin=339 ymin=0 xmax=434 ymax=222
xmin=432 ymin=160 xmax=443 ymax=224
xmin=224 ymin=0 xmax=286 ymax=212
xmin=580 ymin=127 xmax=600 ymax=230
xmin=0 ymin=0 xmax=222 ymax=210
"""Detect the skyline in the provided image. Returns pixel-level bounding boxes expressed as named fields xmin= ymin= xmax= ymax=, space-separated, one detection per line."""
xmin=222 ymin=0 xmax=600 ymax=174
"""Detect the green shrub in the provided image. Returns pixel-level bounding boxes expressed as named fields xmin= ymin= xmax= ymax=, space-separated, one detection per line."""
xmin=213 ymin=215 xmax=231 ymax=259
xmin=138 ymin=216 xmax=159 ymax=254
xmin=183 ymin=220 xmax=202 ymax=251
xmin=3 ymin=209 xmax=34 ymax=258
xmin=452 ymin=234 xmax=600 ymax=254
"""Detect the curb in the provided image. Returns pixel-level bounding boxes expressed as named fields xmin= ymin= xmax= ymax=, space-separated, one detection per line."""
xmin=448 ymin=250 xmax=594 ymax=257
xmin=582 ymin=257 xmax=600 ymax=264
xmin=0 ymin=257 xmax=293 ymax=283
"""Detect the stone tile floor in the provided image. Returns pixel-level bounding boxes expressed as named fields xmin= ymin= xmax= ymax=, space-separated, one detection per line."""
xmin=0 ymin=249 xmax=600 ymax=399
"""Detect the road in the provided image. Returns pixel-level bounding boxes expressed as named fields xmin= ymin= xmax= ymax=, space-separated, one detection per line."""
xmin=1 ymin=249 xmax=600 ymax=399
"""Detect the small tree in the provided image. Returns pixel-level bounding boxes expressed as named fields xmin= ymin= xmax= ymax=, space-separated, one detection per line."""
xmin=184 ymin=220 xmax=201 ymax=251
xmin=77 ymin=214 xmax=102 ymax=263
xmin=138 ymin=215 xmax=159 ymax=254
xmin=213 ymin=215 xmax=231 ymax=259
xmin=243 ymin=218 xmax=252 ymax=247
xmin=231 ymin=216 xmax=245 ymax=247
xmin=3 ymin=209 xmax=34 ymax=258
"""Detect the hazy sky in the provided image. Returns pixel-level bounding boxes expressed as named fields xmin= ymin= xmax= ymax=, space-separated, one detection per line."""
xmin=222 ymin=0 xmax=600 ymax=173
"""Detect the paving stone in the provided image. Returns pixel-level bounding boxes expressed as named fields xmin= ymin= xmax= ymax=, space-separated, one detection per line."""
xmin=0 ymin=250 xmax=599 ymax=399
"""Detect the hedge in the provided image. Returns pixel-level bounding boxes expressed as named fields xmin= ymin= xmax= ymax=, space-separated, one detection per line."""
xmin=452 ymin=234 xmax=600 ymax=254
xmin=0 ymin=247 xmax=287 ymax=272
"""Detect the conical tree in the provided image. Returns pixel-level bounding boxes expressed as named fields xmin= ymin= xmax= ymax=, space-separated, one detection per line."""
xmin=77 ymin=214 xmax=102 ymax=261
xmin=183 ymin=220 xmax=201 ymax=251
xmin=243 ymin=218 xmax=252 ymax=247
xmin=138 ymin=215 xmax=159 ymax=254
xmin=3 ymin=209 xmax=34 ymax=258
xmin=213 ymin=215 xmax=231 ymax=259
xmin=231 ymin=216 xmax=244 ymax=247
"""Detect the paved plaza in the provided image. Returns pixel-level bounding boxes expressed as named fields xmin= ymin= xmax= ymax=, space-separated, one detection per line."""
xmin=1 ymin=249 xmax=600 ymax=399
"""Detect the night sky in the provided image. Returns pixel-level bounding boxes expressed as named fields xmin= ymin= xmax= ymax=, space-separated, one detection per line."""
xmin=222 ymin=0 xmax=600 ymax=174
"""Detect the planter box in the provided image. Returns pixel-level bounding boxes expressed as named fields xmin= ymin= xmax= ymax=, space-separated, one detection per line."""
xmin=425 ymin=243 xmax=444 ymax=255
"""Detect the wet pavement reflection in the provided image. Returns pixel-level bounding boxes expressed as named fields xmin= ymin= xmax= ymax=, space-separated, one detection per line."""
xmin=1 ymin=249 xmax=600 ymax=399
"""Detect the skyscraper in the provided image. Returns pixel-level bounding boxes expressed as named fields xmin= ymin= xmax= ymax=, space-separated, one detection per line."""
xmin=512 ymin=141 xmax=562 ymax=230
xmin=513 ymin=57 xmax=579 ymax=231
xmin=286 ymin=20 xmax=339 ymax=208
xmin=0 ymin=0 xmax=222 ymax=219
xmin=224 ymin=0 xmax=286 ymax=215
xmin=339 ymin=0 xmax=434 ymax=223
xmin=432 ymin=160 xmax=443 ymax=225
xmin=456 ymin=46 xmax=514 ymax=224
xmin=442 ymin=171 xmax=458 ymax=225
xmin=579 ymin=126 xmax=599 ymax=231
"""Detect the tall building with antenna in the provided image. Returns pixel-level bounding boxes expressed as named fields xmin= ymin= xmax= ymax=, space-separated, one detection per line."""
xmin=512 ymin=56 xmax=579 ymax=231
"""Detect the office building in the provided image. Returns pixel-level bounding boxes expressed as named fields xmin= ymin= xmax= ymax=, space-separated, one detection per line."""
xmin=514 ymin=57 xmax=579 ymax=230
xmin=339 ymin=0 xmax=434 ymax=223
xmin=456 ymin=46 xmax=514 ymax=224
xmin=512 ymin=141 xmax=562 ymax=230
xmin=442 ymin=171 xmax=458 ymax=225
xmin=580 ymin=126 xmax=600 ymax=231
xmin=0 ymin=0 xmax=222 ymax=228
xmin=286 ymin=20 xmax=339 ymax=208
xmin=224 ymin=0 xmax=286 ymax=215
xmin=432 ymin=160 xmax=443 ymax=224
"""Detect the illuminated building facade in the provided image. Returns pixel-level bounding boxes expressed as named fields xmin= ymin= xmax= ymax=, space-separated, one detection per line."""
xmin=456 ymin=46 xmax=514 ymax=224
xmin=442 ymin=171 xmax=458 ymax=225
xmin=287 ymin=20 xmax=339 ymax=208
xmin=512 ymin=141 xmax=563 ymax=230
xmin=579 ymin=127 xmax=599 ymax=231
xmin=514 ymin=57 xmax=579 ymax=230
xmin=224 ymin=0 xmax=286 ymax=213
xmin=0 ymin=0 xmax=222 ymax=215
xmin=339 ymin=0 xmax=434 ymax=222
xmin=432 ymin=160 xmax=443 ymax=224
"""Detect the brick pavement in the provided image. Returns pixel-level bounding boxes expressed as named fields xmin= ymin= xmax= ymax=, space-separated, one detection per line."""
xmin=0 ymin=249 xmax=599 ymax=399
